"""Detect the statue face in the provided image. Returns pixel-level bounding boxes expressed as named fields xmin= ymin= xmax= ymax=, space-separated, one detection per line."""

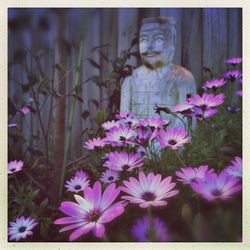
xmin=139 ymin=22 xmax=175 ymax=69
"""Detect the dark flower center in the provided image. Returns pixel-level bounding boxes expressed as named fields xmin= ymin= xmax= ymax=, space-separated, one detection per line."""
xmin=18 ymin=226 xmax=26 ymax=233
xmin=211 ymin=189 xmax=222 ymax=197
xmin=87 ymin=210 xmax=101 ymax=222
xmin=119 ymin=136 xmax=126 ymax=142
xmin=196 ymin=114 xmax=203 ymax=119
xmin=108 ymin=176 xmax=114 ymax=181
xmin=200 ymin=104 xmax=207 ymax=112
xmin=122 ymin=165 xmax=130 ymax=171
xmin=168 ymin=139 xmax=177 ymax=145
xmin=142 ymin=192 xmax=156 ymax=201
xmin=212 ymin=86 xmax=218 ymax=92
xmin=74 ymin=185 xmax=82 ymax=190
xmin=10 ymin=168 xmax=16 ymax=172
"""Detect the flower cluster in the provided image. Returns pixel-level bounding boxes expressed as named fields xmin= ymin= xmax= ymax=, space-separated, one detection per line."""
xmin=175 ymin=157 xmax=242 ymax=202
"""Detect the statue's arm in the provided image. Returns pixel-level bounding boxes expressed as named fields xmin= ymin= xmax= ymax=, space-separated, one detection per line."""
xmin=120 ymin=76 xmax=132 ymax=113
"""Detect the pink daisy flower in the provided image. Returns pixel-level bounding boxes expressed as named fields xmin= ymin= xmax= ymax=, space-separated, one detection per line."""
xmin=83 ymin=137 xmax=106 ymax=150
xmin=115 ymin=112 xmax=135 ymax=120
xmin=8 ymin=160 xmax=24 ymax=174
xmin=172 ymin=102 xmax=194 ymax=117
xmin=104 ymin=151 xmax=144 ymax=171
xmin=136 ymin=117 xmax=167 ymax=129
xmin=193 ymin=107 xmax=218 ymax=121
xmin=191 ymin=171 xmax=242 ymax=201
xmin=132 ymin=216 xmax=169 ymax=242
xmin=225 ymin=57 xmax=242 ymax=65
xmin=223 ymin=70 xmax=242 ymax=81
xmin=8 ymin=123 xmax=17 ymax=128
xmin=75 ymin=170 xmax=89 ymax=180
xmin=17 ymin=106 xmax=31 ymax=115
xmin=176 ymin=165 xmax=214 ymax=185
xmin=54 ymin=182 xmax=126 ymax=240
xmin=225 ymin=156 xmax=242 ymax=178
xmin=65 ymin=176 xmax=90 ymax=193
xmin=100 ymin=169 xmax=119 ymax=184
xmin=136 ymin=126 xmax=159 ymax=146
xmin=8 ymin=216 xmax=38 ymax=241
xmin=115 ymin=112 xmax=138 ymax=126
xmin=101 ymin=120 xmax=120 ymax=131
xmin=187 ymin=93 xmax=225 ymax=109
xmin=156 ymin=128 xmax=191 ymax=150
xmin=105 ymin=125 xmax=136 ymax=146
xmin=236 ymin=89 xmax=242 ymax=97
xmin=202 ymin=79 xmax=227 ymax=90
xmin=121 ymin=172 xmax=179 ymax=208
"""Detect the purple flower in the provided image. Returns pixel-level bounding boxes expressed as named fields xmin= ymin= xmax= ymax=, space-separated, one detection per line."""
xmin=225 ymin=57 xmax=242 ymax=66
xmin=202 ymin=79 xmax=227 ymax=90
xmin=75 ymin=170 xmax=89 ymax=180
xmin=54 ymin=182 xmax=126 ymax=240
xmin=236 ymin=89 xmax=242 ymax=97
xmin=105 ymin=125 xmax=136 ymax=146
xmin=132 ymin=216 xmax=169 ymax=242
xmin=121 ymin=172 xmax=179 ymax=208
xmin=227 ymin=104 xmax=240 ymax=113
xmin=223 ymin=70 xmax=242 ymax=81
xmin=187 ymin=93 xmax=225 ymax=109
xmin=156 ymin=128 xmax=191 ymax=150
xmin=101 ymin=120 xmax=120 ymax=131
xmin=225 ymin=156 xmax=242 ymax=178
xmin=191 ymin=171 xmax=242 ymax=201
xmin=8 ymin=160 xmax=24 ymax=174
xmin=8 ymin=123 xmax=17 ymax=128
xmin=136 ymin=126 xmax=159 ymax=146
xmin=115 ymin=112 xmax=138 ymax=126
xmin=193 ymin=107 xmax=218 ymax=121
xmin=84 ymin=137 xmax=106 ymax=150
xmin=65 ymin=176 xmax=90 ymax=193
xmin=100 ymin=169 xmax=119 ymax=184
xmin=136 ymin=117 xmax=167 ymax=129
xmin=17 ymin=106 xmax=31 ymax=115
xmin=172 ymin=102 xmax=194 ymax=117
xmin=8 ymin=216 xmax=38 ymax=241
xmin=176 ymin=165 xmax=214 ymax=185
xmin=104 ymin=151 xmax=144 ymax=171
xmin=115 ymin=112 xmax=135 ymax=120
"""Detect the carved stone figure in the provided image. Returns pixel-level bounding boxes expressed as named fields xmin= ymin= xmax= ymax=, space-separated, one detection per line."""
xmin=120 ymin=16 xmax=196 ymax=127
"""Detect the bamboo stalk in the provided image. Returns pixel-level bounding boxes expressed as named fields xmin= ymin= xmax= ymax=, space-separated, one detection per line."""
xmin=58 ymin=14 xmax=89 ymax=201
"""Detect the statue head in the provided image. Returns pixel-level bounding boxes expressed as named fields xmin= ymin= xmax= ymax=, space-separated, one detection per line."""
xmin=139 ymin=17 xmax=176 ymax=69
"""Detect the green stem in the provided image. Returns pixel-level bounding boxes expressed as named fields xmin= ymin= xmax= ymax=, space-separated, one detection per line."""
xmin=14 ymin=175 xmax=21 ymax=189
xmin=58 ymin=16 xmax=88 ymax=201
xmin=173 ymin=150 xmax=186 ymax=167
xmin=171 ymin=112 xmax=187 ymax=131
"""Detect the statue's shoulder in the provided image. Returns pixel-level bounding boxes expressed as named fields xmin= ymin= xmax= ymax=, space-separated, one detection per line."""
xmin=171 ymin=64 xmax=195 ymax=84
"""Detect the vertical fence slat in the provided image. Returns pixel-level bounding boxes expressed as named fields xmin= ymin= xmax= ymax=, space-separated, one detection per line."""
xmin=203 ymin=8 xmax=228 ymax=78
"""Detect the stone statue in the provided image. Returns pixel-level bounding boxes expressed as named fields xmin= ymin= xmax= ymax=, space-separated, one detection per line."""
xmin=120 ymin=16 xmax=196 ymax=127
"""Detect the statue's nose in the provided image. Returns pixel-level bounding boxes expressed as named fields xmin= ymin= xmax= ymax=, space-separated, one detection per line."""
xmin=147 ymin=39 xmax=154 ymax=50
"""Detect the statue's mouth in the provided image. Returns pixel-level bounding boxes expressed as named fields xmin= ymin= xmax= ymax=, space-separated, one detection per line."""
xmin=142 ymin=51 xmax=161 ymax=57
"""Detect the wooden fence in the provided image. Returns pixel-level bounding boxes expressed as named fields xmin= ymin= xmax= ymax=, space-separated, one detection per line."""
xmin=8 ymin=8 xmax=242 ymax=158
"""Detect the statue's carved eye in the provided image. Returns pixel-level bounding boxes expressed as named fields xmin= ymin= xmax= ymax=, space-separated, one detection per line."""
xmin=154 ymin=35 xmax=165 ymax=42
xmin=140 ymin=36 xmax=148 ymax=43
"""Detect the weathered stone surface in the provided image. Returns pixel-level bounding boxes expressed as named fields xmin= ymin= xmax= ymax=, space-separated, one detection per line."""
xmin=120 ymin=16 xmax=196 ymax=127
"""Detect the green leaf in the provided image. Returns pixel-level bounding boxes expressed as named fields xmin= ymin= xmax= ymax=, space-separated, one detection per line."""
xmin=95 ymin=109 xmax=106 ymax=126
xmin=37 ymin=79 xmax=49 ymax=92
